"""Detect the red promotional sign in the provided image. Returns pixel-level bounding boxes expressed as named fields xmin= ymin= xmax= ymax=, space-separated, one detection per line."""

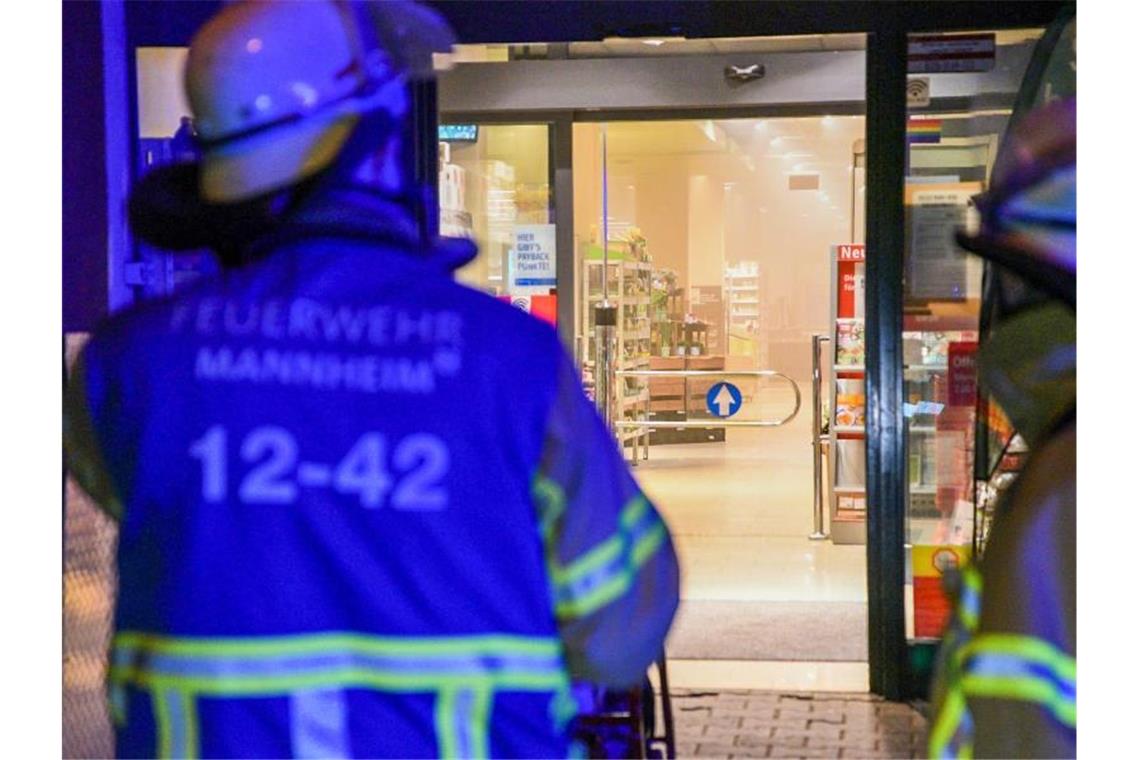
xmin=835 ymin=244 xmax=866 ymax=319
xmin=498 ymin=293 xmax=558 ymax=326
xmin=947 ymin=342 xmax=978 ymax=407
xmin=913 ymin=545 xmax=971 ymax=638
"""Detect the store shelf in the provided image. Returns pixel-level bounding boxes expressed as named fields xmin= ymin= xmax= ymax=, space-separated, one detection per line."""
xmin=834 ymin=510 xmax=867 ymax=522
xmin=909 ymin=485 xmax=938 ymax=495
xmin=588 ymin=295 xmax=649 ymax=303
xmin=584 ymin=248 xmax=655 ymax=457
xmin=834 ymin=485 xmax=867 ymax=495
xmin=835 ymin=364 xmax=865 ymax=373
xmin=908 ymin=425 xmax=937 ymax=433
xmin=834 ymin=426 xmax=866 ymax=435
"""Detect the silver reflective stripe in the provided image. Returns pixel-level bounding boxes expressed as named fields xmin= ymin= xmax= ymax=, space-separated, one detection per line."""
xmin=437 ymin=687 xmax=491 ymax=759
xmin=153 ymin=688 xmax=195 ymax=758
xmin=113 ymin=633 xmax=567 ymax=758
xmin=291 ymin=689 xmax=350 ymax=759
xmin=115 ymin=647 xmax=564 ymax=689
xmin=555 ymin=511 xmax=663 ymax=607
xmin=454 ymin=689 xmax=476 ymax=758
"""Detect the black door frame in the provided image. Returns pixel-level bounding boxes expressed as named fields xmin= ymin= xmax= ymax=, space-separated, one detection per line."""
xmin=107 ymin=0 xmax=1069 ymax=701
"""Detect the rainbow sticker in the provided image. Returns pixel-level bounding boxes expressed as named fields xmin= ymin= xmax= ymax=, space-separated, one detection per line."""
xmin=907 ymin=118 xmax=942 ymax=144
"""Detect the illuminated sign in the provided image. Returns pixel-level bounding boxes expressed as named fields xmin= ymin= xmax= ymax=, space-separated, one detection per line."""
xmin=438 ymin=124 xmax=478 ymax=142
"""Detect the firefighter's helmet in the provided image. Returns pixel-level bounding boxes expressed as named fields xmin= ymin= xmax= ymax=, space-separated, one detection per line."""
xmin=184 ymin=0 xmax=454 ymax=203
xmin=956 ymin=96 xmax=1076 ymax=306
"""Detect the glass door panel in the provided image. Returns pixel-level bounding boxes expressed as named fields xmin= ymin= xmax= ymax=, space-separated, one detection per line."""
xmin=900 ymin=28 xmax=1046 ymax=643
xmin=439 ymin=123 xmax=556 ymax=324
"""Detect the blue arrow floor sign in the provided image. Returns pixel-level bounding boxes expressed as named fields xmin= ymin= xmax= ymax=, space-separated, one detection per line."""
xmin=706 ymin=382 xmax=743 ymax=418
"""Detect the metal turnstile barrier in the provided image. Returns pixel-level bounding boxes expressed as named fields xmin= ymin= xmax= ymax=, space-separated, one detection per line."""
xmin=610 ymin=369 xmax=802 ymax=466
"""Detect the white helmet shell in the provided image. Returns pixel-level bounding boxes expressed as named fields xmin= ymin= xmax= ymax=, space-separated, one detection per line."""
xmin=185 ymin=0 xmax=412 ymax=202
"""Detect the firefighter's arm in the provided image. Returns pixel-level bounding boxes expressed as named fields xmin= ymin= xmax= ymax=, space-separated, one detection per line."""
xmin=63 ymin=346 xmax=124 ymax=521
xmin=965 ymin=426 xmax=1076 ymax=758
xmin=533 ymin=352 xmax=680 ymax=688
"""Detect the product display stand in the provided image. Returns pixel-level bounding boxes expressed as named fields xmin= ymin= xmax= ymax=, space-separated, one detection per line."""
xmin=724 ymin=261 xmax=764 ymax=364
xmin=582 ymin=245 xmax=653 ymax=456
xmin=828 ymin=244 xmax=868 ymax=545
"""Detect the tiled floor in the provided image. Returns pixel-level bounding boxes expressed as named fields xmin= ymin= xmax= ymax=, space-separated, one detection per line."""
xmin=667 ymin=689 xmax=929 ymax=759
xmin=632 ymin=417 xmax=870 ymax=691
xmin=633 ymin=420 xmax=867 ymax=606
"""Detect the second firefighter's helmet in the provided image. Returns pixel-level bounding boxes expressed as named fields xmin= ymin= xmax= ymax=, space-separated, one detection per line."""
xmin=956 ymin=96 xmax=1076 ymax=307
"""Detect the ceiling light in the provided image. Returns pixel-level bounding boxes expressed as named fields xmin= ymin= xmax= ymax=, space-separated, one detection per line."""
xmin=602 ymin=35 xmax=685 ymax=46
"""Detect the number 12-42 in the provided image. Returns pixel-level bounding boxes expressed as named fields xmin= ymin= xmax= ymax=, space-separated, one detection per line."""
xmin=189 ymin=426 xmax=449 ymax=510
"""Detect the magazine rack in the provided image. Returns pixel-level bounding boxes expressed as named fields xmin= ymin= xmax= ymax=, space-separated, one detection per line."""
xmin=828 ymin=244 xmax=868 ymax=545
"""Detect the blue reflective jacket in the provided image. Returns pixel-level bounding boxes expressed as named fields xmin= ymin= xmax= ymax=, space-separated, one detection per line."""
xmin=65 ymin=216 xmax=680 ymax=759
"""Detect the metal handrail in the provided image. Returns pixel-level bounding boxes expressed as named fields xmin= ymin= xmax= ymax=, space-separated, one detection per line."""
xmin=612 ymin=369 xmax=802 ymax=428
xmin=810 ymin=335 xmax=831 ymax=541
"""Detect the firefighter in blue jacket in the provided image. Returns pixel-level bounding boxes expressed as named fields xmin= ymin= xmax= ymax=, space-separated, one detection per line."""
xmin=63 ymin=2 xmax=680 ymax=757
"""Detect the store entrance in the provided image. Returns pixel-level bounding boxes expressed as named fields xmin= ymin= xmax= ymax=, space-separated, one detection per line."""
xmin=572 ymin=117 xmax=870 ymax=689
xmin=438 ymin=114 xmax=871 ymax=686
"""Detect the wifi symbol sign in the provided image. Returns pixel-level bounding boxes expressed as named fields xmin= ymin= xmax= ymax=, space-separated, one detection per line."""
xmin=907 ymin=78 xmax=931 ymax=108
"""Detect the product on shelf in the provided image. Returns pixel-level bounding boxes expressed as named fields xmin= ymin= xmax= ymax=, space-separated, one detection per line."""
xmin=835 ymin=378 xmax=866 ymax=428
xmin=835 ymin=438 xmax=867 ymax=488
xmin=835 ymin=318 xmax=865 ymax=366
xmin=579 ymin=237 xmax=654 ymax=451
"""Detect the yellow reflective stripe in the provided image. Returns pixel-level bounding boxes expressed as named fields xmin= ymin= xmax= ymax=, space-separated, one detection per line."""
xmin=962 ymin=634 xmax=1076 ymax=682
xmin=960 ymin=674 xmax=1076 ymax=728
xmin=962 ymin=565 xmax=982 ymax=594
xmin=928 ymin=687 xmax=972 ymax=760
xmin=111 ymin=665 xmax=565 ymax=696
xmin=632 ymin=521 xmax=667 ymax=567
xmin=434 ymin=687 xmax=492 ymax=760
xmin=552 ymin=533 xmax=622 ymax=586
xmin=958 ymin=566 xmax=983 ymax=631
xmin=551 ymin=495 xmax=651 ymax=586
xmin=555 ymin=573 xmax=628 ymax=619
xmin=181 ymin=689 xmax=200 ymax=760
xmin=470 ymin=686 xmax=491 ymax=760
xmin=619 ymin=494 xmax=651 ymax=529
xmin=435 ymin=688 xmax=459 ymax=759
xmin=151 ymin=688 xmax=199 ymax=758
xmin=532 ymin=474 xmax=566 ymax=540
xmin=553 ymin=526 xmax=666 ymax=619
xmin=153 ymin=689 xmax=173 ymax=759
xmin=114 ymin=631 xmax=560 ymax=659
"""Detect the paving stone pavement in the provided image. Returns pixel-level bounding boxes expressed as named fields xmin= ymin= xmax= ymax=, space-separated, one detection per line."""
xmin=667 ymin=690 xmax=929 ymax=759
